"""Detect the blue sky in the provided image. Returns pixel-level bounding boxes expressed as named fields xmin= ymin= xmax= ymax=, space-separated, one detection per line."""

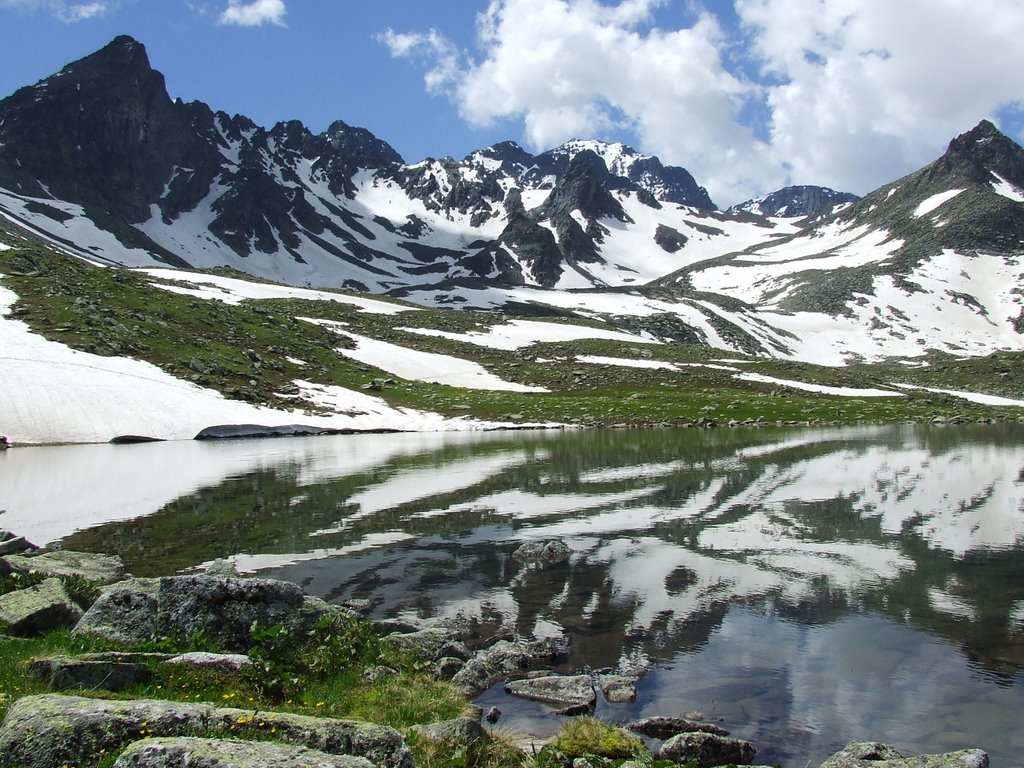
xmin=1 ymin=0 xmax=1023 ymax=207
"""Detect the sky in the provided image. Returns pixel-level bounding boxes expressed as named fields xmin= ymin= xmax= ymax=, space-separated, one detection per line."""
xmin=0 ymin=0 xmax=1023 ymax=207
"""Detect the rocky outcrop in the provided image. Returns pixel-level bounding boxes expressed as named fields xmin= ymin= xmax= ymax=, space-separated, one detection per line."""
xmin=0 ymin=576 xmax=84 ymax=635
xmin=821 ymin=741 xmax=989 ymax=768
xmin=0 ymin=695 xmax=413 ymax=768
xmin=450 ymin=636 xmax=571 ymax=698
xmin=74 ymin=574 xmax=346 ymax=652
xmin=385 ymin=627 xmax=472 ymax=663
xmin=113 ymin=737 xmax=375 ymax=768
xmin=657 ymin=731 xmax=757 ymax=767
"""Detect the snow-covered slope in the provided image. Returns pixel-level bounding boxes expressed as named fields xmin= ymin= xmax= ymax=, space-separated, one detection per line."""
xmin=2 ymin=37 xmax=1024 ymax=368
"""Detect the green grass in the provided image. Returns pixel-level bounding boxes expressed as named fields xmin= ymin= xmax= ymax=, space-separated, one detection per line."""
xmin=2 ymin=234 xmax=1023 ymax=434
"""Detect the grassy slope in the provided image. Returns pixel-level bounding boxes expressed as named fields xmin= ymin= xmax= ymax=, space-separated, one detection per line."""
xmin=2 ymin=228 xmax=1023 ymax=433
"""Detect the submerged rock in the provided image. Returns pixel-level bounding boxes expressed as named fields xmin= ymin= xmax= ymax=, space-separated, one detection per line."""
xmin=512 ymin=539 xmax=572 ymax=565
xmin=820 ymin=741 xmax=989 ymax=767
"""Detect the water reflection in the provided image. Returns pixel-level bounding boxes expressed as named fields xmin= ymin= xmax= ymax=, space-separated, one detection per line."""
xmin=3 ymin=424 xmax=1023 ymax=765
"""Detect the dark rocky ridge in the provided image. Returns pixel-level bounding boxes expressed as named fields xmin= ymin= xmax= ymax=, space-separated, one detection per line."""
xmin=730 ymin=185 xmax=860 ymax=218
xmin=0 ymin=35 xmax=725 ymax=291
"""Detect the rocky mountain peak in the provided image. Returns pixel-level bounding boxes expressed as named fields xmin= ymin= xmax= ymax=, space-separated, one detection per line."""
xmin=731 ymin=185 xmax=860 ymax=218
xmin=932 ymin=119 xmax=1024 ymax=188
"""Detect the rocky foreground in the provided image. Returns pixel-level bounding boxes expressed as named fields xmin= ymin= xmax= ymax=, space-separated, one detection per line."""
xmin=0 ymin=532 xmax=991 ymax=767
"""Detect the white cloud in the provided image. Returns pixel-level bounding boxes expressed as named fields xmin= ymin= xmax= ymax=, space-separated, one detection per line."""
xmin=737 ymin=0 xmax=1024 ymax=197
xmin=0 ymin=0 xmax=111 ymax=22
xmin=385 ymin=0 xmax=1024 ymax=206
xmin=219 ymin=0 xmax=285 ymax=27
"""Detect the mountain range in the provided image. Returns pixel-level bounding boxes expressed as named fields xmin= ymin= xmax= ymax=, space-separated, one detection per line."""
xmin=2 ymin=35 xmax=1024 ymax=366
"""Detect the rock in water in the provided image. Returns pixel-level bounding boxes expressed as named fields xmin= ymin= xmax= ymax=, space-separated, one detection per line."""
xmin=657 ymin=732 xmax=757 ymax=767
xmin=820 ymin=741 xmax=989 ymax=768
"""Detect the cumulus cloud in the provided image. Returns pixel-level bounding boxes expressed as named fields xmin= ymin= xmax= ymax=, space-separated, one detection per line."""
xmin=0 ymin=0 xmax=111 ymax=22
xmin=737 ymin=0 xmax=1024 ymax=196
xmin=384 ymin=0 xmax=1024 ymax=206
xmin=219 ymin=0 xmax=285 ymax=27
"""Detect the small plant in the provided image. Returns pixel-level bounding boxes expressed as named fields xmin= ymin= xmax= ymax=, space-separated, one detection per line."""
xmin=546 ymin=717 xmax=645 ymax=761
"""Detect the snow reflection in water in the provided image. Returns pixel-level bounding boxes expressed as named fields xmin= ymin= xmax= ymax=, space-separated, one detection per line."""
xmin=3 ymin=423 xmax=1023 ymax=766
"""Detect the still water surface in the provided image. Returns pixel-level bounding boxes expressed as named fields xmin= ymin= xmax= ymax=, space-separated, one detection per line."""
xmin=2 ymin=424 xmax=1023 ymax=765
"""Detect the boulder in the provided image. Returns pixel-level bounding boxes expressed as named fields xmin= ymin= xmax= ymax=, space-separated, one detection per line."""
xmin=74 ymin=575 xmax=346 ymax=652
xmin=3 ymin=550 xmax=125 ymax=584
xmin=214 ymin=709 xmax=413 ymax=768
xmin=0 ymin=577 xmax=83 ymax=635
xmin=386 ymin=627 xmax=472 ymax=663
xmin=512 ymin=539 xmax=572 ymax=565
xmin=657 ymin=732 xmax=757 ymax=767
xmin=0 ymin=695 xmax=413 ymax=768
xmin=410 ymin=717 xmax=486 ymax=744
xmin=28 ymin=655 xmax=151 ymax=691
xmin=627 ymin=716 xmax=729 ymax=739
xmin=165 ymin=652 xmax=252 ymax=671
xmin=821 ymin=741 xmax=989 ymax=768
xmin=599 ymin=674 xmax=638 ymax=703
xmin=450 ymin=636 xmax=571 ymax=698
xmin=113 ymin=737 xmax=374 ymax=767
xmin=504 ymin=674 xmax=596 ymax=711
xmin=0 ymin=534 xmax=38 ymax=557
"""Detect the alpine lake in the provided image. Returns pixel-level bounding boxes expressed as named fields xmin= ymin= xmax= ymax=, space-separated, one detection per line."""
xmin=2 ymin=423 xmax=1023 ymax=767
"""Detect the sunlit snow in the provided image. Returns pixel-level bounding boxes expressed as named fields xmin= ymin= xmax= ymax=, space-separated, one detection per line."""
xmin=913 ymin=189 xmax=965 ymax=218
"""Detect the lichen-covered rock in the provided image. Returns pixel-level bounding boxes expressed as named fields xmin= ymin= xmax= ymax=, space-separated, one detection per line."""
xmin=820 ymin=741 xmax=989 ymax=768
xmin=512 ymin=539 xmax=572 ymax=565
xmin=4 ymin=550 xmax=125 ymax=584
xmin=73 ymin=578 xmax=160 ymax=645
xmin=599 ymin=674 xmax=637 ymax=703
xmin=215 ymin=709 xmax=413 ymax=768
xmin=164 ymin=652 xmax=252 ymax=671
xmin=0 ymin=694 xmax=214 ymax=768
xmin=28 ymin=655 xmax=151 ymax=691
xmin=410 ymin=717 xmax=486 ymax=744
xmin=657 ymin=732 xmax=757 ymax=767
xmin=386 ymin=627 xmax=472 ymax=663
xmin=0 ymin=533 xmax=38 ymax=557
xmin=0 ymin=695 xmax=413 ymax=768
xmin=451 ymin=635 xmax=571 ymax=698
xmin=0 ymin=577 xmax=83 ymax=635
xmin=74 ymin=575 xmax=347 ymax=652
xmin=504 ymin=674 xmax=596 ymax=710
xmin=626 ymin=716 xmax=729 ymax=739
xmin=113 ymin=737 xmax=375 ymax=767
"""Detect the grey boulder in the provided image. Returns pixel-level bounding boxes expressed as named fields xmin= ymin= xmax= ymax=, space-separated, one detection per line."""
xmin=504 ymin=674 xmax=596 ymax=711
xmin=0 ymin=576 xmax=83 ymax=635
xmin=821 ymin=741 xmax=989 ymax=768
xmin=657 ymin=732 xmax=757 ymax=767
xmin=3 ymin=550 xmax=125 ymax=584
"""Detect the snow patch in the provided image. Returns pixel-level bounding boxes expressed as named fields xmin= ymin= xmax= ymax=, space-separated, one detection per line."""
xmin=735 ymin=372 xmax=902 ymax=398
xmin=991 ymin=172 xmax=1024 ymax=203
xmin=913 ymin=189 xmax=965 ymax=218
xmin=398 ymin=318 xmax=658 ymax=350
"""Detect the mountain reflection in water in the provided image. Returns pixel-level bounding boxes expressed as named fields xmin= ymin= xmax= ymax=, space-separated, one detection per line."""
xmin=4 ymin=424 xmax=1023 ymax=766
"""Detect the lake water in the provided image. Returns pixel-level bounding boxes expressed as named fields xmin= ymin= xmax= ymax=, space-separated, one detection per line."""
xmin=2 ymin=424 xmax=1023 ymax=766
